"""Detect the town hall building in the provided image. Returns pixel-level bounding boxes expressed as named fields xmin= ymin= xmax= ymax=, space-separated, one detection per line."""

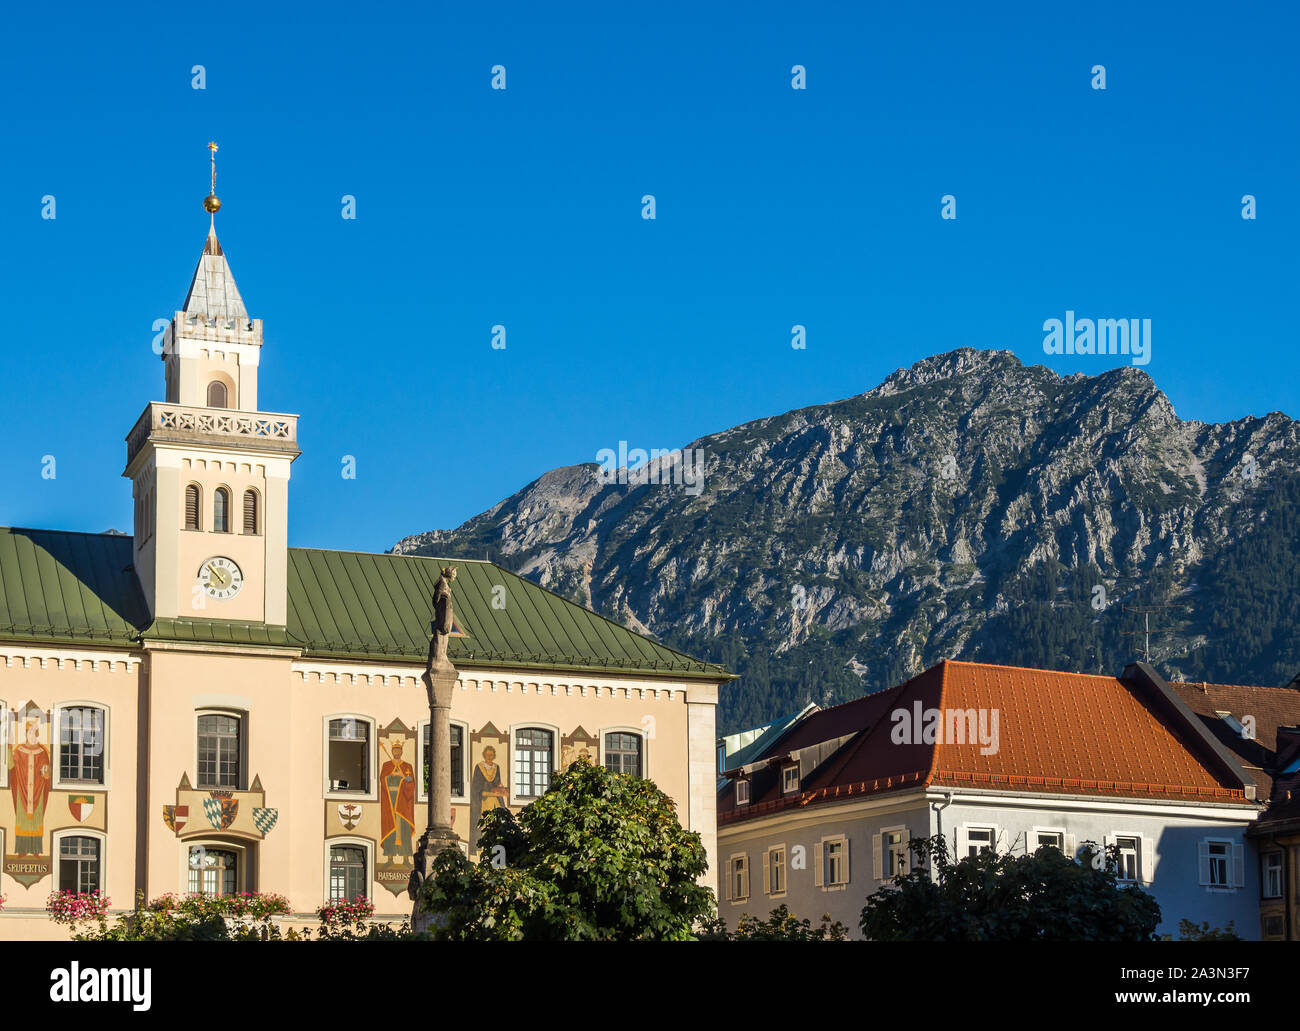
xmin=0 ymin=168 xmax=731 ymax=938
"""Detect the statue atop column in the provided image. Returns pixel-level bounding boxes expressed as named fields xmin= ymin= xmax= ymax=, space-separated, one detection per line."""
xmin=428 ymin=565 xmax=457 ymax=668
xmin=409 ymin=565 xmax=462 ymax=929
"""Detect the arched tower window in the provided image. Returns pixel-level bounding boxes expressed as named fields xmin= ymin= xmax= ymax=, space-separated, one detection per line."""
xmin=207 ymin=381 xmax=228 ymax=408
xmin=242 ymin=489 xmax=260 ymax=535
xmin=185 ymin=484 xmax=202 ymax=530
xmin=214 ymin=487 xmax=231 ymax=533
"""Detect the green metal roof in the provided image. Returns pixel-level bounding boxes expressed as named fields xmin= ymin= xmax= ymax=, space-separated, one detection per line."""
xmin=0 ymin=528 xmax=148 ymax=647
xmin=0 ymin=528 xmax=731 ymax=680
xmin=286 ymin=547 xmax=730 ymax=678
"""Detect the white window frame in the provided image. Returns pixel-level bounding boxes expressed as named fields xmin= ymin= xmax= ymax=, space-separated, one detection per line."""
xmin=1107 ymin=832 xmax=1145 ymax=884
xmin=781 ymin=765 xmax=799 ymax=795
xmin=816 ymin=834 xmax=850 ymax=891
xmin=735 ymin=778 xmax=751 ymax=806
xmin=52 ymin=701 xmax=111 ymax=791
xmin=1199 ymin=837 xmax=1244 ymax=891
xmin=957 ymin=824 xmax=999 ymax=859
xmin=323 ymin=714 xmax=378 ymax=802
xmin=875 ymin=825 xmax=910 ymax=881
xmin=728 ymin=852 xmax=750 ymax=904
xmin=1263 ymin=851 xmax=1284 ymax=900
xmin=323 ymin=836 xmax=374 ymax=905
xmin=52 ymin=828 xmax=107 ymax=895
xmin=1030 ymin=826 xmax=1068 ymax=854
xmin=598 ymin=725 xmax=648 ymax=779
xmin=508 ymin=722 xmax=560 ymax=807
xmin=194 ymin=708 xmax=248 ymax=792
xmin=416 ymin=718 xmax=469 ymax=805
xmin=765 ymin=844 xmax=787 ymax=898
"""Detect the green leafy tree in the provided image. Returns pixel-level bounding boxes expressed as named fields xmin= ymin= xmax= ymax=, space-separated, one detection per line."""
xmin=860 ymin=836 xmax=1161 ymax=941
xmin=699 ymin=905 xmax=849 ymax=941
xmin=1176 ymin=919 xmax=1240 ymax=941
xmin=419 ymin=756 xmax=715 ymax=940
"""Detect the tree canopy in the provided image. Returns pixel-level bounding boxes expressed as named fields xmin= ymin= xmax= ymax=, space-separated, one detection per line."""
xmin=418 ymin=756 xmax=715 ymax=940
xmin=860 ymin=836 xmax=1161 ymax=941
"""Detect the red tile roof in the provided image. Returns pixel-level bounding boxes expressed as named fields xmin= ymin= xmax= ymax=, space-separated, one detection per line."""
xmin=720 ymin=660 xmax=1253 ymax=825
xmin=1169 ymin=680 xmax=1300 ymax=801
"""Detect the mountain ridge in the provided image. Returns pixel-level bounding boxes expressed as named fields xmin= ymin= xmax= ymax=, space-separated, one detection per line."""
xmin=394 ymin=348 xmax=1300 ymax=732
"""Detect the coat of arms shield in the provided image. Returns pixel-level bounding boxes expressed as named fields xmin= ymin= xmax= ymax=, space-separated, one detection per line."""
xmin=68 ymin=795 xmax=95 ymax=823
xmin=203 ymin=792 xmax=238 ymax=831
xmin=163 ymin=804 xmax=189 ymax=834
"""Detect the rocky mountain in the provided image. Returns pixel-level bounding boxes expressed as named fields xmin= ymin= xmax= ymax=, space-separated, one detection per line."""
xmin=393 ymin=349 xmax=1300 ymax=733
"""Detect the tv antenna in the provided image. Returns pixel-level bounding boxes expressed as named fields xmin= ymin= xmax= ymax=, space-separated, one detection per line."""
xmin=1121 ymin=603 xmax=1193 ymax=661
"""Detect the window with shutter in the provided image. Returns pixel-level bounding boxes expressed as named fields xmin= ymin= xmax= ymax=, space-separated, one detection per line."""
xmin=767 ymin=846 xmax=785 ymax=896
xmin=1140 ymin=836 xmax=1154 ymax=883
xmin=207 ymin=380 xmax=228 ymax=408
xmin=242 ymin=489 xmax=259 ymax=535
xmin=185 ymin=484 xmax=201 ymax=530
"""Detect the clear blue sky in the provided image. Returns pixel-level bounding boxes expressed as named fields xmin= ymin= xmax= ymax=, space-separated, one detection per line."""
xmin=1 ymin=0 xmax=1295 ymax=554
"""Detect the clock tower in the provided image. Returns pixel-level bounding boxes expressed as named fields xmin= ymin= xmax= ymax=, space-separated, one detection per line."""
xmin=124 ymin=144 xmax=300 ymax=627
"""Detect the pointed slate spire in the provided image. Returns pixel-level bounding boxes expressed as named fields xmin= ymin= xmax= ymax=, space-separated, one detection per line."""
xmin=182 ymin=223 xmax=248 ymax=321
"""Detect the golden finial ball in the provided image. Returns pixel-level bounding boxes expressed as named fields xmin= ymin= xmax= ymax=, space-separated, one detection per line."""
xmin=204 ymin=194 xmax=222 ymax=214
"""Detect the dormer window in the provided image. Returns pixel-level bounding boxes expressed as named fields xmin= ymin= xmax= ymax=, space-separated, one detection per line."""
xmin=782 ymin=765 xmax=800 ymax=795
xmin=735 ymin=779 xmax=750 ymax=805
xmin=207 ymin=381 xmax=228 ymax=408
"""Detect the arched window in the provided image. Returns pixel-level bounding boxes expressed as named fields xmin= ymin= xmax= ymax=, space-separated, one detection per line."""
xmin=189 ymin=846 xmax=239 ymax=896
xmin=514 ymin=727 xmax=555 ymax=799
xmin=207 ymin=381 xmax=228 ymax=408
xmin=185 ymin=484 xmax=202 ymax=530
xmin=197 ymin=712 xmax=243 ymax=789
xmin=327 ymin=717 xmax=372 ymax=793
xmin=242 ymin=489 xmax=259 ymax=535
xmin=58 ymin=705 xmax=106 ymax=785
xmin=57 ymin=835 xmax=102 ymax=894
xmin=329 ymin=845 xmax=368 ymax=901
xmin=213 ymin=487 xmax=230 ymax=533
xmin=603 ymin=731 xmax=643 ymax=778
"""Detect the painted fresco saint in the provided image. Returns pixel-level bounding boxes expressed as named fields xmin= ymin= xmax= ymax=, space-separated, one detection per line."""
xmin=379 ymin=739 xmax=417 ymax=863
xmin=10 ymin=717 xmax=52 ymax=854
xmin=470 ymin=745 xmax=509 ymax=853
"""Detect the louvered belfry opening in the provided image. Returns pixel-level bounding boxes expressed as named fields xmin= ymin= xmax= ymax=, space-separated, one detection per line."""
xmin=242 ymin=489 xmax=259 ymax=535
xmin=185 ymin=484 xmax=201 ymax=530
xmin=207 ymin=380 xmax=228 ymax=408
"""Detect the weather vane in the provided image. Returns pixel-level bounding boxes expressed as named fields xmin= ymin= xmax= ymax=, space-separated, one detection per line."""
xmin=204 ymin=141 xmax=221 ymax=220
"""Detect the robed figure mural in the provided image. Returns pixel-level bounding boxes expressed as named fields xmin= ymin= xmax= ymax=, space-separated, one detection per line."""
xmin=379 ymin=738 xmax=417 ymax=864
xmin=469 ymin=745 xmax=508 ymax=854
xmin=10 ymin=712 xmax=52 ymax=855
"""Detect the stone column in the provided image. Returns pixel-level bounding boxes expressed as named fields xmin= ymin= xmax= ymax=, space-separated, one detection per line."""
xmin=410 ymin=660 xmax=462 ymax=931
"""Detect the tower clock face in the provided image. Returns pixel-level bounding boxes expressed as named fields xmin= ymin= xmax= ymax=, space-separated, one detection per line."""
xmin=200 ymin=557 xmax=244 ymax=601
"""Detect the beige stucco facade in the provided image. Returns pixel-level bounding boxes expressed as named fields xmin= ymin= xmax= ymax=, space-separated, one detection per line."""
xmin=0 ymin=588 xmax=719 ymax=941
